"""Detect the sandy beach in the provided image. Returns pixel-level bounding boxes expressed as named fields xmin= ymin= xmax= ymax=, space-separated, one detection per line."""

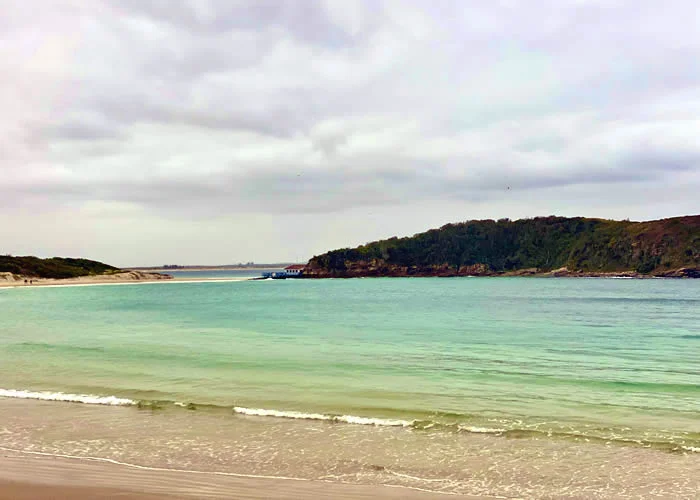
xmin=0 ymin=451 xmax=470 ymax=500
xmin=1 ymin=275 xmax=698 ymax=498
xmin=0 ymin=271 xmax=173 ymax=288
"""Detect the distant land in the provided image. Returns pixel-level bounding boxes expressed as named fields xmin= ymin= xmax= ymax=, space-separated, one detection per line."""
xmin=3 ymin=215 xmax=698 ymax=282
xmin=0 ymin=256 xmax=120 ymax=279
xmin=304 ymin=215 xmax=700 ymax=278
xmin=0 ymin=255 xmax=169 ymax=285
xmin=131 ymin=263 xmax=296 ymax=271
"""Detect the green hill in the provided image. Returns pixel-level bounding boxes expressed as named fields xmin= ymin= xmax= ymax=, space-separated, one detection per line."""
xmin=305 ymin=215 xmax=700 ymax=278
xmin=0 ymin=255 xmax=121 ymax=279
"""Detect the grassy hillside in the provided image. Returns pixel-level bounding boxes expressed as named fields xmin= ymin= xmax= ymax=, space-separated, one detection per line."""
xmin=306 ymin=215 xmax=700 ymax=277
xmin=0 ymin=255 xmax=120 ymax=279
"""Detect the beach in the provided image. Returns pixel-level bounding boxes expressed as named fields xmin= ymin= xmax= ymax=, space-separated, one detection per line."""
xmin=1 ymin=275 xmax=698 ymax=498
xmin=0 ymin=271 xmax=271 ymax=289
xmin=0 ymin=450 xmax=459 ymax=500
xmin=0 ymin=397 xmax=698 ymax=499
xmin=0 ymin=270 xmax=173 ymax=288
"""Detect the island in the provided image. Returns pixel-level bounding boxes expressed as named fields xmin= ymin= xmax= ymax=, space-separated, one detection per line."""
xmin=303 ymin=215 xmax=700 ymax=278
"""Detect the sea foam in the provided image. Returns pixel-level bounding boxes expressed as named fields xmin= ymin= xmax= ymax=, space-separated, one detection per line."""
xmin=0 ymin=388 xmax=134 ymax=406
xmin=233 ymin=406 xmax=412 ymax=427
xmin=457 ymin=425 xmax=506 ymax=434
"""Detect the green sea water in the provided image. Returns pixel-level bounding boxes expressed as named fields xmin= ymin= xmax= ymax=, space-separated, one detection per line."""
xmin=1 ymin=277 xmax=699 ymax=452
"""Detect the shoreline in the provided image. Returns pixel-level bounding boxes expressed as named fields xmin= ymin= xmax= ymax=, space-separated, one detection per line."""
xmin=0 ymin=388 xmax=697 ymax=453
xmin=130 ymin=266 xmax=287 ymax=272
xmin=0 ymin=271 xmax=264 ymax=289
xmin=301 ymin=273 xmax=696 ymax=279
xmin=0 ymin=395 xmax=697 ymax=499
xmin=2 ymin=273 xmax=696 ymax=289
xmin=301 ymin=266 xmax=700 ymax=279
xmin=3 ymin=265 xmax=697 ymax=289
xmin=0 ymin=270 xmax=173 ymax=288
xmin=0 ymin=450 xmax=471 ymax=500
xmin=0 ymin=278 xmax=252 ymax=289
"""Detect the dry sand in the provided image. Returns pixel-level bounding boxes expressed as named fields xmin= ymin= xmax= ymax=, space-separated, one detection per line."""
xmin=0 ymin=271 xmax=173 ymax=288
xmin=0 ymin=451 xmax=479 ymax=499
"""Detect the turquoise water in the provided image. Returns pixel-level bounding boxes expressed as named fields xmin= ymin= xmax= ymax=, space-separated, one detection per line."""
xmin=1 ymin=277 xmax=698 ymax=452
xmin=165 ymin=269 xmax=278 ymax=279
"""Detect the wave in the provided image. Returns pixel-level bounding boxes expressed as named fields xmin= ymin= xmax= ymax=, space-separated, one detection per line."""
xmin=457 ymin=425 xmax=506 ymax=434
xmin=2 ymin=389 xmax=698 ymax=453
xmin=233 ymin=406 xmax=412 ymax=427
xmin=0 ymin=388 xmax=134 ymax=406
xmin=232 ymin=408 xmax=507 ymax=433
xmin=225 ymin=407 xmax=700 ymax=452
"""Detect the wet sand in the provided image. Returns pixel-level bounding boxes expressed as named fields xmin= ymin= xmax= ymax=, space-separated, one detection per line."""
xmin=1 ymin=398 xmax=698 ymax=499
xmin=0 ymin=452 xmax=470 ymax=500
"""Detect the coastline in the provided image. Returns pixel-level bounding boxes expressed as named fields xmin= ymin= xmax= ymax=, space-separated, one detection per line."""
xmin=1 ymin=395 xmax=697 ymax=499
xmin=3 ymin=266 xmax=696 ymax=288
xmin=301 ymin=265 xmax=700 ymax=279
xmin=131 ymin=266 xmax=287 ymax=272
xmin=0 ymin=451 xmax=468 ymax=500
xmin=1 ymin=276 xmax=698 ymax=499
xmin=0 ymin=270 xmax=173 ymax=289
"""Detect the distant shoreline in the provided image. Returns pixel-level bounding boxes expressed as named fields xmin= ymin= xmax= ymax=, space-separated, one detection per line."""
xmin=0 ymin=271 xmax=173 ymax=289
xmin=306 ymin=215 xmax=700 ymax=280
xmin=302 ymin=266 xmax=700 ymax=279
xmin=2 ymin=267 xmax=698 ymax=289
xmin=129 ymin=266 xmax=293 ymax=272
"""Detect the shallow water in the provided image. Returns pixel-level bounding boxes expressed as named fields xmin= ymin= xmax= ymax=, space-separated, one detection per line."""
xmin=1 ymin=399 xmax=698 ymax=498
xmin=0 ymin=276 xmax=698 ymax=497
xmin=165 ymin=269 xmax=278 ymax=279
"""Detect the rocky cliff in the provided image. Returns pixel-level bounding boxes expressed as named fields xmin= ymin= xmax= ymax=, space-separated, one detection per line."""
xmin=304 ymin=215 xmax=700 ymax=278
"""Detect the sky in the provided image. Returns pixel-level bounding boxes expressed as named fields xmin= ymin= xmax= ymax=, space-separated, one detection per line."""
xmin=2 ymin=0 xmax=699 ymax=266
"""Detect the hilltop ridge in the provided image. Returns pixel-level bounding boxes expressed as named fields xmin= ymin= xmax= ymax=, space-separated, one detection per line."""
xmin=0 ymin=255 xmax=121 ymax=279
xmin=305 ymin=215 xmax=700 ymax=278
xmin=0 ymin=255 xmax=172 ymax=286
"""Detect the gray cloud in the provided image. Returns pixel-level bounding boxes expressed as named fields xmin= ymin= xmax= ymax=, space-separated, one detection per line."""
xmin=1 ymin=0 xmax=699 ymax=263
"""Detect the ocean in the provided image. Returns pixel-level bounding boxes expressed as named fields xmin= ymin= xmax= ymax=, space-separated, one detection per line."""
xmin=161 ymin=269 xmax=279 ymax=279
xmin=1 ymin=276 xmax=698 ymax=498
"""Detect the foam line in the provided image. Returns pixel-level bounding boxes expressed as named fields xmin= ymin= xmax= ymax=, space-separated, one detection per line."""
xmin=0 ymin=389 xmax=134 ymax=406
xmin=233 ymin=406 xmax=412 ymax=427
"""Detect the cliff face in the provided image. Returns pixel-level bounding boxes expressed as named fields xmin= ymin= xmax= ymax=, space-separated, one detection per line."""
xmin=304 ymin=215 xmax=700 ymax=278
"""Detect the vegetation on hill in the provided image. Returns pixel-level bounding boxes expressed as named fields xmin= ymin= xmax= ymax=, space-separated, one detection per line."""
xmin=306 ymin=216 xmax=700 ymax=277
xmin=0 ymin=255 xmax=120 ymax=279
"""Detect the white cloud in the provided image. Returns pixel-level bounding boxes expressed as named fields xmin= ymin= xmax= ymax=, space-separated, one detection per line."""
xmin=1 ymin=0 xmax=699 ymax=264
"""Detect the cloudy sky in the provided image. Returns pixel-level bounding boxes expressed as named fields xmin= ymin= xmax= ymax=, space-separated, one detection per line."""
xmin=2 ymin=0 xmax=699 ymax=266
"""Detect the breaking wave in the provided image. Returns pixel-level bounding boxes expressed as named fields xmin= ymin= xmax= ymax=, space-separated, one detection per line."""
xmin=0 ymin=388 xmax=134 ymax=406
xmin=233 ymin=406 xmax=412 ymax=427
xmin=2 ymin=389 xmax=698 ymax=453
